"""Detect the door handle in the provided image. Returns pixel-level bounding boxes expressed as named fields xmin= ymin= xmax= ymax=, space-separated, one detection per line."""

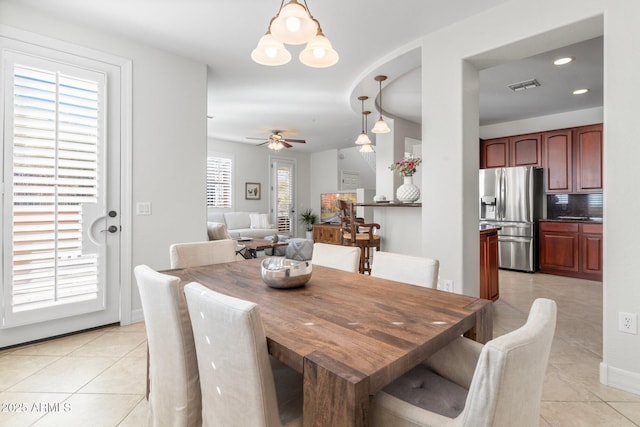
xmin=101 ymin=225 xmax=119 ymax=233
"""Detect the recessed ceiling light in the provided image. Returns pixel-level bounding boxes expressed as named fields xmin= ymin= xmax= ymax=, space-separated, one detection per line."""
xmin=573 ymin=88 xmax=589 ymax=95
xmin=554 ymin=57 xmax=574 ymax=65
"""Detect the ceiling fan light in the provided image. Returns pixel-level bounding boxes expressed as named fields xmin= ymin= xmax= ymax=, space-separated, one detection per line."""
xmin=371 ymin=118 xmax=391 ymax=134
xmin=251 ymin=34 xmax=291 ymax=66
xmin=355 ymin=132 xmax=371 ymax=145
xmin=270 ymin=1 xmax=317 ymax=45
xmin=359 ymin=143 xmax=374 ymax=153
xmin=299 ymin=32 xmax=339 ymax=68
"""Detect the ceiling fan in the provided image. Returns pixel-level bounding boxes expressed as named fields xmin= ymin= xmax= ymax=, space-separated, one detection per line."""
xmin=246 ymin=130 xmax=306 ymax=150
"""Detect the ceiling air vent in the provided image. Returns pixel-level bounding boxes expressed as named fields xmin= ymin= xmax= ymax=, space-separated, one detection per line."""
xmin=507 ymin=79 xmax=540 ymax=92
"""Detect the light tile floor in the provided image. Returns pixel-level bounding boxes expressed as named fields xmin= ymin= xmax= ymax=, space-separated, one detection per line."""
xmin=0 ymin=271 xmax=638 ymax=426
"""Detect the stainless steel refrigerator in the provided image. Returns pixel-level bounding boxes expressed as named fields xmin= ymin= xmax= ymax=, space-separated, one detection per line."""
xmin=479 ymin=166 xmax=543 ymax=272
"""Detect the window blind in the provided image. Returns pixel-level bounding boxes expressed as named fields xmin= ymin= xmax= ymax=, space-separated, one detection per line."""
xmin=207 ymin=156 xmax=232 ymax=208
xmin=10 ymin=64 xmax=100 ymax=312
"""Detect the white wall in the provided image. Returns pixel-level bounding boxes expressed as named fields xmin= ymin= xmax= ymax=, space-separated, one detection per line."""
xmin=337 ymin=146 xmax=376 ymax=191
xmin=310 ymin=149 xmax=340 ymax=217
xmin=0 ymin=2 xmax=208 ymax=320
xmin=420 ymin=0 xmax=640 ymax=394
xmin=207 ymin=139 xmax=311 ymax=237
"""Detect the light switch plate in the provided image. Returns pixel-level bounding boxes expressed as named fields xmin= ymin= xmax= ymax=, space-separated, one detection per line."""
xmin=136 ymin=202 xmax=151 ymax=215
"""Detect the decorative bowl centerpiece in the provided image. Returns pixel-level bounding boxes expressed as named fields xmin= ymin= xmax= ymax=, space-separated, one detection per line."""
xmin=261 ymin=257 xmax=312 ymax=289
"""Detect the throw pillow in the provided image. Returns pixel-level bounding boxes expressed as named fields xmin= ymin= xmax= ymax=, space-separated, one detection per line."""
xmin=207 ymin=222 xmax=231 ymax=240
xmin=250 ymin=213 xmax=271 ymax=229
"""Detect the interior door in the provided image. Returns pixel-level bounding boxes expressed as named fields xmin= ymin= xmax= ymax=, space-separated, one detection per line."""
xmin=270 ymin=157 xmax=296 ymax=235
xmin=1 ymin=46 xmax=121 ymax=347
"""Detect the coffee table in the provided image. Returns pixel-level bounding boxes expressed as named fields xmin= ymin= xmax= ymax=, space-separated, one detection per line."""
xmin=236 ymin=238 xmax=288 ymax=258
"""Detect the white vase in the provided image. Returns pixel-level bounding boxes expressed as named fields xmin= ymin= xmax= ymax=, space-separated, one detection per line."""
xmin=396 ymin=175 xmax=420 ymax=203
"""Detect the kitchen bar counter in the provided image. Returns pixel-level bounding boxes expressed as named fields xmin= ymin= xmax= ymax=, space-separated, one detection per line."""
xmin=355 ymin=202 xmax=421 ymax=207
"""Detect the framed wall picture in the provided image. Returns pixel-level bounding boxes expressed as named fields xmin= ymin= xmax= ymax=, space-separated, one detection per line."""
xmin=245 ymin=182 xmax=261 ymax=200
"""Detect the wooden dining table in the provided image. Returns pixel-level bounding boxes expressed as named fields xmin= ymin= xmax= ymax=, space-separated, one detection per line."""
xmin=166 ymin=258 xmax=492 ymax=427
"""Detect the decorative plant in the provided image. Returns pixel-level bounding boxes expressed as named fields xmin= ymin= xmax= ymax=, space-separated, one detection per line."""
xmin=389 ymin=157 xmax=422 ymax=177
xmin=300 ymin=208 xmax=318 ymax=231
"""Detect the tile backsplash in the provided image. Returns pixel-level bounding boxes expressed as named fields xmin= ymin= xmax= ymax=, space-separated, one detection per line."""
xmin=547 ymin=193 xmax=603 ymax=220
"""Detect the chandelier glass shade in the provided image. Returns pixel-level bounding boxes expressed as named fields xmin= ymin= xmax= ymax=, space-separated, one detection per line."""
xmin=359 ymin=142 xmax=374 ymax=153
xmin=253 ymin=0 xmax=337 ymax=68
xmin=251 ymin=32 xmax=292 ymax=66
xmin=299 ymin=25 xmax=339 ymax=68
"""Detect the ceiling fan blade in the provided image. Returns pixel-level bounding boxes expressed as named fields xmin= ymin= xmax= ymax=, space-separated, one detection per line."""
xmin=281 ymin=141 xmax=293 ymax=148
xmin=284 ymin=138 xmax=306 ymax=143
xmin=247 ymin=137 xmax=267 ymax=140
xmin=256 ymin=141 xmax=270 ymax=146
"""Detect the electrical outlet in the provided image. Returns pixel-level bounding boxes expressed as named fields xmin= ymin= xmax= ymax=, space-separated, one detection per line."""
xmin=619 ymin=312 xmax=638 ymax=334
xmin=443 ymin=280 xmax=453 ymax=292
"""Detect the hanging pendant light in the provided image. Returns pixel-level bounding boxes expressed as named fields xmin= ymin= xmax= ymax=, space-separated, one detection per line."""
xmin=359 ymin=142 xmax=374 ymax=153
xmin=270 ymin=0 xmax=318 ymax=45
xmin=371 ymin=75 xmax=391 ymax=134
xmin=355 ymin=96 xmax=372 ymax=145
xmin=299 ymin=19 xmax=339 ymax=68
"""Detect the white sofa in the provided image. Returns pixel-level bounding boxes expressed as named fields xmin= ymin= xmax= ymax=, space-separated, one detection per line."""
xmin=207 ymin=212 xmax=279 ymax=240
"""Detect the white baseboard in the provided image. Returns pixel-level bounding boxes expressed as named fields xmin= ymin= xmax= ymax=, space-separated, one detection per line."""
xmin=129 ymin=308 xmax=145 ymax=324
xmin=600 ymin=362 xmax=640 ymax=396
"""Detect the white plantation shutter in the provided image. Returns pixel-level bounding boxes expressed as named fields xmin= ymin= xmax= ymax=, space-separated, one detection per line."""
xmin=276 ymin=164 xmax=293 ymax=232
xmin=207 ymin=156 xmax=232 ymax=208
xmin=6 ymin=59 xmax=104 ymax=319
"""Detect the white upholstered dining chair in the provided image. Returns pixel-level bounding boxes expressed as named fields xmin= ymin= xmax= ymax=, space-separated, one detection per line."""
xmin=184 ymin=282 xmax=303 ymax=427
xmin=371 ymin=298 xmax=557 ymax=427
xmin=169 ymin=239 xmax=237 ymax=269
xmin=311 ymin=242 xmax=361 ymax=273
xmin=134 ymin=265 xmax=201 ymax=427
xmin=370 ymin=251 xmax=439 ymax=288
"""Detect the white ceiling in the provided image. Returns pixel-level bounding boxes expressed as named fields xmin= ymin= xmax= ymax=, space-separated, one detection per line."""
xmin=6 ymin=0 xmax=603 ymax=152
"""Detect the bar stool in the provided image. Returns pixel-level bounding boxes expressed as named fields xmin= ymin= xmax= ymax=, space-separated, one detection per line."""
xmin=338 ymin=199 xmax=381 ymax=274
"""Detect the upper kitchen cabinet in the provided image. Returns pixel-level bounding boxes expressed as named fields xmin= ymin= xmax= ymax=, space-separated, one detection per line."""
xmin=480 ymin=137 xmax=509 ymax=169
xmin=511 ymin=133 xmax=542 ymax=167
xmin=543 ymin=129 xmax=573 ymax=193
xmin=574 ymin=124 xmax=603 ymax=193
xmin=480 ymin=133 xmax=541 ymax=169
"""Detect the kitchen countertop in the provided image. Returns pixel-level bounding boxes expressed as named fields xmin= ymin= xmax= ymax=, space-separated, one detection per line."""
xmin=540 ymin=217 xmax=602 ymax=224
xmin=479 ymin=224 xmax=501 ymax=235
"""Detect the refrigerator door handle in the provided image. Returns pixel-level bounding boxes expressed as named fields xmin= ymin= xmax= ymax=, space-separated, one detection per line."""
xmin=500 ymin=169 xmax=506 ymax=220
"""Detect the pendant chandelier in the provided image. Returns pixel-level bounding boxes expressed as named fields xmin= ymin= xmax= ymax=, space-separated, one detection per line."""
xmin=355 ymin=96 xmax=372 ymax=145
xmin=252 ymin=0 xmax=338 ymax=68
xmin=371 ymin=75 xmax=391 ymax=134
xmin=359 ymin=108 xmax=374 ymax=153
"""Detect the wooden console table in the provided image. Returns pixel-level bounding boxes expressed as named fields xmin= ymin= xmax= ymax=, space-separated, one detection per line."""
xmin=313 ymin=223 xmax=342 ymax=245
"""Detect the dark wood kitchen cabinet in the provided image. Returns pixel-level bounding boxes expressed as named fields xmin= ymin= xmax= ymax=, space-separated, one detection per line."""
xmin=480 ymin=137 xmax=509 ymax=169
xmin=539 ymin=221 xmax=602 ymax=281
xmin=510 ymin=133 xmax=542 ymax=167
xmin=480 ymin=228 xmax=499 ymax=301
xmin=574 ymin=124 xmax=603 ymax=193
xmin=580 ymin=223 xmax=603 ymax=278
xmin=480 ymin=133 xmax=541 ymax=169
xmin=539 ymin=221 xmax=579 ymax=274
xmin=543 ymin=129 xmax=573 ymax=193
